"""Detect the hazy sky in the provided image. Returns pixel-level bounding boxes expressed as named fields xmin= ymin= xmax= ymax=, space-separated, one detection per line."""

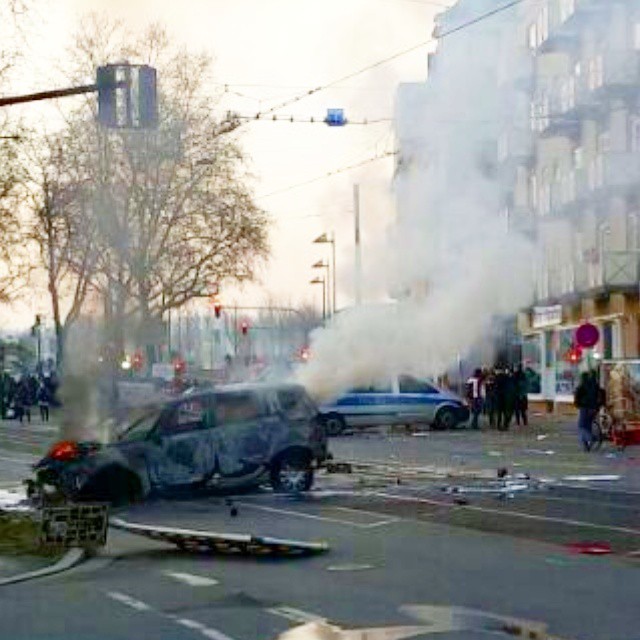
xmin=5 ymin=0 xmax=444 ymax=326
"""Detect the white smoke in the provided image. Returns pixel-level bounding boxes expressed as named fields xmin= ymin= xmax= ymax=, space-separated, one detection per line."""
xmin=297 ymin=9 xmax=536 ymax=402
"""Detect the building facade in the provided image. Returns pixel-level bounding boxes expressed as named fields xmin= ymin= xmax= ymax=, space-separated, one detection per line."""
xmin=396 ymin=0 xmax=640 ymax=404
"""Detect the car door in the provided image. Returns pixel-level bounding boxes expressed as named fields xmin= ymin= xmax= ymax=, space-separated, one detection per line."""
xmin=339 ymin=380 xmax=396 ymax=426
xmin=147 ymin=395 xmax=216 ymax=488
xmin=212 ymin=390 xmax=271 ymax=479
xmin=398 ymin=375 xmax=441 ymax=423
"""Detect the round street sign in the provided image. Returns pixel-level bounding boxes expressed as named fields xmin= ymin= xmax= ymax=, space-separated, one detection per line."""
xmin=575 ymin=323 xmax=600 ymax=349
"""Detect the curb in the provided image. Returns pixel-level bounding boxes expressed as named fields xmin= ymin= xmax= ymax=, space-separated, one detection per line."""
xmin=0 ymin=547 xmax=86 ymax=586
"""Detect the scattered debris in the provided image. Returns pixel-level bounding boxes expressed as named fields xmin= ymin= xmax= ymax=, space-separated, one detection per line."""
xmin=453 ymin=497 xmax=469 ymax=506
xmin=536 ymin=435 xmax=548 ymax=441
xmin=326 ymin=462 xmax=353 ymax=474
xmin=487 ymin=451 xmax=503 ymax=457
xmin=497 ymin=467 xmax=509 ymax=479
xmin=565 ymin=541 xmax=612 ymax=556
xmin=109 ymin=518 xmax=329 ymax=557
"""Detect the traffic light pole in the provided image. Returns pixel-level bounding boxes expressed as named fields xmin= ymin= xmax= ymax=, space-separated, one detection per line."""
xmin=0 ymin=83 xmax=99 ymax=108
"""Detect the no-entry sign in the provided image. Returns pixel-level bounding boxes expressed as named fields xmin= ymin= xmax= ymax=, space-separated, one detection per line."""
xmin=575 ymin=323 xmax=600 ymax=349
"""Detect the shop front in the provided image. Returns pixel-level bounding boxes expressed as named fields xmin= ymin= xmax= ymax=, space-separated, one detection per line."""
xmin=518 ymin=298 xmax=631 ymax=408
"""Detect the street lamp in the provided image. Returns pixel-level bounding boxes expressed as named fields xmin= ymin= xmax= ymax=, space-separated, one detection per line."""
xmin=312 ymin=260 xmax=330 ymax=317
xmin=310 ymin=277 xmax=326 ymax=320
xmin=313 ymin=232 xmax=336 ymax=315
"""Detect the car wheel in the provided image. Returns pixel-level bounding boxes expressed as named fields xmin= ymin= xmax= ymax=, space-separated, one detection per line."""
xmin=270 ymin=451 xmax=314 ymax=493
xmin=324 ymin=413 xmax=346 ymax=436
xmin=434 ymin=407 xmax=457 ymax=431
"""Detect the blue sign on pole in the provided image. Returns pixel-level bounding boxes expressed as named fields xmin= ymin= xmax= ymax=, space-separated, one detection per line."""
xmin=325 ymin=109 xmax=347 ymax=127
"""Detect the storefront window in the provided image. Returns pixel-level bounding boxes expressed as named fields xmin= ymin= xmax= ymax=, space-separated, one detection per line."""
xmin=556 ymin=328 xmax=580 ymax=396
xmin=522 ymin=335 xmax=542 ymax=394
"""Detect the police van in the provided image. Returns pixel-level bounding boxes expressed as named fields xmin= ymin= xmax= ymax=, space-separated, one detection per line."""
xmin=319 ymin=374 xmax=470 ymax=435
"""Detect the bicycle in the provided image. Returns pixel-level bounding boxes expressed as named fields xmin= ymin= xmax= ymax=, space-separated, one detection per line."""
xmin=591 ymin=405 xmax=628 ymax=451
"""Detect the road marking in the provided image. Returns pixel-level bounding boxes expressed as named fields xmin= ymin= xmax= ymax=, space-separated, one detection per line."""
xmin=176 ymin=617 xmax=237 ymax=640
xmin=238 ymin=502 xmax=396 ymax=529
xmin=266 ymin=606 xmax=326 ymax=624
xmin=369 ymin=491 xmax=640 ymax=536
xmin=163 ymin=571 xmax=218 ymax=587
xmin=326 ymin=563 xmax=374 ymax=571
xmin=106 ymin=591 xmax=152 ymax=611
xmin=331 ymin=506 xmax=401 ymax=528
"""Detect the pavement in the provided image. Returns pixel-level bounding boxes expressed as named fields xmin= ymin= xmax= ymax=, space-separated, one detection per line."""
xmin=1 ymin=413 xmax=640 ymax=638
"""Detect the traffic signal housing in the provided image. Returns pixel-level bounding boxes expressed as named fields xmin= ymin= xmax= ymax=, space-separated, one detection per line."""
xmin=241 ymin=321 xmax=249 ymax=336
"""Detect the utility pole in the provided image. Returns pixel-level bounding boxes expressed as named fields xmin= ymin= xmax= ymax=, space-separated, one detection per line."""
xmin=354 ymin=184 xmax=363 ymax=306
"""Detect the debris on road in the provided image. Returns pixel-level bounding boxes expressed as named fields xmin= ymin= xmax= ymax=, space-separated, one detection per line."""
xmin=109 ymin=518 xmax=329 ymax=557
xmin=562 ymin=475 xmax=621 ymax=482
xmin=565 ymin=541 xmax=612 ymax=555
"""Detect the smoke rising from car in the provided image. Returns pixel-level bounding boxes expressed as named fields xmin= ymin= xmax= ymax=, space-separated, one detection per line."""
xmin=297 ymin=12 xmax=536 ymax=402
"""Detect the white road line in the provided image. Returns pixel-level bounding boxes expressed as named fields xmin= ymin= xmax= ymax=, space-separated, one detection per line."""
xmin=238 ymin=502 xmax=395 ymax=529
xmin=163 ymin=571 xmax=219 ymax=587
xmin=106 ymin=591 xmax=152 ymax=612
xmin=176 ymin=618 xmax=237 ymax=640
xmin=266 ymin=606 xmax=326 ymax=624
xmin=369 ymin=491 xmax=640 ymax=536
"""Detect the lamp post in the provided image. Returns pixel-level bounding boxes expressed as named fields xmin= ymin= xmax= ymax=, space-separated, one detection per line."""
xmin=310 ymin=277 xmax=326 ymax=320
xmin=312 ymin=260 xmax=330 ymax=317
xmin=313 ymin=232 xmax=336 ymax=315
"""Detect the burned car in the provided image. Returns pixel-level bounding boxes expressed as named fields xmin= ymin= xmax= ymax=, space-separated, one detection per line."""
xmin=31 ymin=383 xmax=329 ymax=505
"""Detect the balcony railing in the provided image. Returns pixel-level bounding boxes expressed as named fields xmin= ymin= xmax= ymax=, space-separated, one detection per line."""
xmin=586 ymin=153 xmax=640 ymax=193
xmin=603 ymin=251 xmax=639 ymax=288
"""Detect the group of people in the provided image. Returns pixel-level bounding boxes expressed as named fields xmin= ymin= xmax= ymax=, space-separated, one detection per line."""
xmin=0 ymin=372 xmax=56 ymax=423
xmin=466 ymin=365 xmax=529 ymax=431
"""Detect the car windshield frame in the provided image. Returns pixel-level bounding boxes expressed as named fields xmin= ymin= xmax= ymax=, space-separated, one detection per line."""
xmin=118 ymin=409 xmax=163 ymax=442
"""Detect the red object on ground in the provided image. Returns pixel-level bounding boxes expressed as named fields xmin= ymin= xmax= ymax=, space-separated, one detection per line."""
xmin=565 ymin=541 xmax=612 ymax=555
xmin=612 ymin=425 xmax=640 ymax=448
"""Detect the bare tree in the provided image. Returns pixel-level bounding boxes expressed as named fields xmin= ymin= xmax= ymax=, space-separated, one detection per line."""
xmin=53 ymin=16 xmax=269 ymax=364
xmin=23 ymin=133 xmax=98 ymax=365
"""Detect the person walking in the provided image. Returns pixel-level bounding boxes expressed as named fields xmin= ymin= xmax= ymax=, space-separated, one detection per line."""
xmin=574 ymin=370 xmax=601 ymax=451
xmin=513 ymin=365 xmax=529 ymax=427
xmin=484 ymin=368 xmax=497 ymax=429
xmin=37 ymin=383 xmax=50 ymax=422
xmin=15 ymin=379 xmax=31 ymax=424
xmin=466 ymin=368 xmax=484 ymax=430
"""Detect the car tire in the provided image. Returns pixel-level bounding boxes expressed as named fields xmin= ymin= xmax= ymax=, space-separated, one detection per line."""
xmin=433 ymin=407 xmax=458 ymax=431
xmin=324 ymin=413 xmax=346 ymax=436
xmin=270 ymin=451 xmax=314 ymax=493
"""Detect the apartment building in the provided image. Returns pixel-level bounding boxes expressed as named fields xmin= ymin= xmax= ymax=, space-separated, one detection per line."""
xmin=396 ymin=0 xmax=640 ymax=404
xmin=516 ymin=0 xmax=640 ymax=403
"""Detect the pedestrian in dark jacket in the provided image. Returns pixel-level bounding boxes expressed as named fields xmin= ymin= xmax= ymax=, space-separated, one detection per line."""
xmin=15 ymin=380 xmax=31 ymax=424
xmin=574 ymin=371 xmax=602 ymax=451
xmin=37 ymin=383 xmax=50 ymax=422
xmin=494 ymin=368 xmax=515 ymax=431
xmin=513 ymin=365 xmax=528 ymax=427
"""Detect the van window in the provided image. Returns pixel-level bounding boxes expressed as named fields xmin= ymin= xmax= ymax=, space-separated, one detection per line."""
xmin=277 ymin=389 xmax=316 ymax=420
xmin=399 ymin=375 xmax=438 ymax=395
xmin=216 ymin=392 xmax=262 ymax=425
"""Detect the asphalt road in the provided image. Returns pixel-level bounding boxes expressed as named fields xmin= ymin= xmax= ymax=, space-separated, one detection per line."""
xmin=1 ymin=484 xmax=640 ymax=640
xmin=2 ymin=417 xmax=640 ymax=639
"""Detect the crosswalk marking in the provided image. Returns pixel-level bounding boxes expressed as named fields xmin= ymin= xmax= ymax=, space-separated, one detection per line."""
xmin=163 ymin=571 xmax=219 ymax=587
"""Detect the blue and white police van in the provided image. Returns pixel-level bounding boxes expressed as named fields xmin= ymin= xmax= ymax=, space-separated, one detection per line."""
xmin=320 ymin=374 xmax=470 ymax=435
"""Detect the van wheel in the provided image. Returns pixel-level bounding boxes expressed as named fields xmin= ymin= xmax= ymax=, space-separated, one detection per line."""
xmin=434 ymin=408 xmax=457 ymax=431
xmin=325 ymin=413 xmax=346 ymax=436
xmin=270 ymin=451 xmax=314 ymax=493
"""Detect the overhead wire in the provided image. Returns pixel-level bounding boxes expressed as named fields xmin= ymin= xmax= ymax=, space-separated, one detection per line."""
xmin=257 ymin=150 xmax=397 ymax=200
xmin=256 ymin=0 xmax=530 ymax=117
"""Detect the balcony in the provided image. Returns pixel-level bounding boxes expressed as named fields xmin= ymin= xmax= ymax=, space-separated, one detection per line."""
xmin=531 ymin=87 xmax=581 ymax=139
xmin=586 ymin=153 xmax=640 ymax=196
xmin=603 ymin=251 xmax=639 ymax=289
xmin=578 ymin=51 xmax=640 ymax=104
xmin=537 ymin=0 xmax=609 ymax=52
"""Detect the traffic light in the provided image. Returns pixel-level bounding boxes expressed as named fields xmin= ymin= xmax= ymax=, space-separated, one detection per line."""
xmin=241 ymin=321 xmax=249 ymax=336
xmin=173 ymin=357 xmax=186 ymax=376
xmin=566 ymin=344 xmax=583 ymax=365
xmin=97 ymin=64 xmax=158 ymax=129
xmin=211 ymin=296 xmax=222 ymax=319
xmin=132 ymin=350 xmax=144 ymax=372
